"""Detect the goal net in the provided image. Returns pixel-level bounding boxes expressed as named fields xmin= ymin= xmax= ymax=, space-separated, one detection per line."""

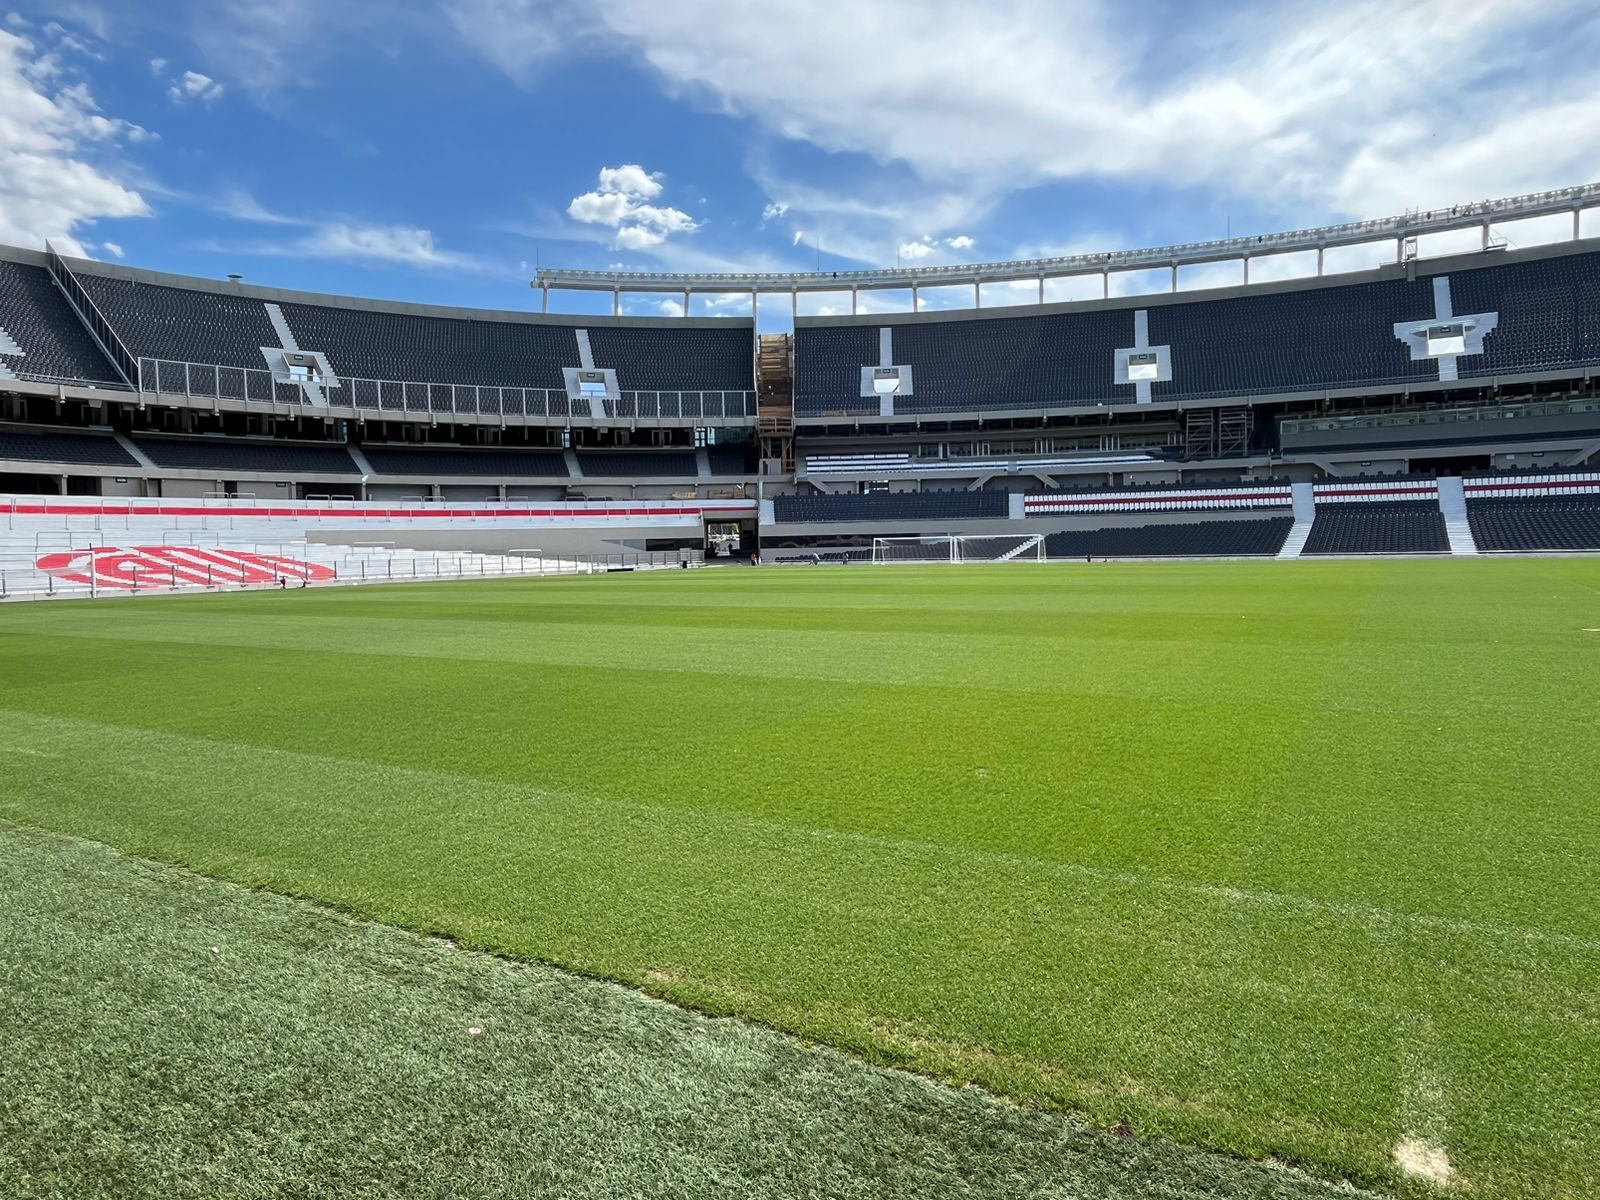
xmin=870 ymin=534 xmax=1046 ymax=564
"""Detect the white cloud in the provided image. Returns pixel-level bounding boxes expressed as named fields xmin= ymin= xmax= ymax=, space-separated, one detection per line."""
xmin=597 ymin=162 xmax=661 ymax=198
xmin=0 ymin=29 xmax=149 ymax=254
xmin=792 ymin=229 xmax=804 ymax=245
xmin=148 ymin=56 xmax=166 ymax=75
xmin=5 ymin=13 xmax=31 ymax=29
xmin=898 ymin=240 xmax=935 ymax=261
xmin=946 ymin=234 xmax=974 ymax=250
xmin=100 ymin=239 xmax=123 ymax=257
xmin=454 ymin=0 xmax=1600 ymax=255
xmin=278 ymin=222 xmax=479 ymax=269
xmin=168 ymin=69 xmax=223 ymax=105
xmin=566 ymin=162 xmax=699 ymax=252
xmin=761 ymin=200 xmax=788 ymax=221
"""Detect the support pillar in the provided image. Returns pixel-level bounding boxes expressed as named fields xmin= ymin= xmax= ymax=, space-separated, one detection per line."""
xmin=612 ymin=288 xmax=620 ymax=316
xmin=1243 ymin=256 xmax=1250 ymax=285
xmin=973 ymin=281 xmax=980 ymax=309
xmin=1575 ymin=208 xmax=1583 ymax=241
xmin=912 ymin=283 xmax=919 ymax=311
xmin=1101 ymin=271 xmax=1108 ymax=299
xmin=1481 ymin=222 xmax=1490 ymax=250
xmin=683 ymin=288 xmax=690 ymax=316
xmin=1396 ymin=236 xmax=1403 ymax=263
xmin=1037 ymin=276 xmax=1044 ymax=304
xmin=851 ymin=286 xmax=858 ymax=315
xmin=1316 ymin=246 xmax=1324 ymax=276
xmin=541 ymin=284 xmax=549 ymax=313
xmin=1170 ymin=263 xmax=1178 ymax=292
xmin=791 ymin=289 xmax=797 ymax=321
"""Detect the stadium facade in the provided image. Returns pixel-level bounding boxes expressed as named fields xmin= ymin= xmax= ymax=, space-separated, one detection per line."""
xmin=2 ymin=183 xmax=1600 ymax=589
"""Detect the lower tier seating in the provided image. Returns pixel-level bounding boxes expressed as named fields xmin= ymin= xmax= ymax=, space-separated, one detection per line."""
xmin=0 ymin=427 xmax=135 ymax=466
xmin=135 ymin=438 xmax=358 ymax=474
xmin=1043 ymin=517 xmax=1292 ymax=558
xmin=772 ymin=490 xmax=1009 ymax=523
xmin=1467 ymin=497 xmax=1600 ymax=550
xmin=1302 ymin=501 xmax=1448 ymax=554
xmin=576 ymin=451 xmax=697 ymax=477
xmin=360 ymin=446 xmax=568 ymax=477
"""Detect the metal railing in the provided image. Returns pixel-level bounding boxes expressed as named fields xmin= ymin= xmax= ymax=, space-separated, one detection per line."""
xmin=0 ymin=547 xmax=706 ymax=602
xmin=133 ymin=358 xmax=758 ymax=424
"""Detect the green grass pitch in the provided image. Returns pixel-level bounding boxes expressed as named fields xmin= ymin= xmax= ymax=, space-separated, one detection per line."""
xmin=0 ymin=559 xmax=1596 ymax=1198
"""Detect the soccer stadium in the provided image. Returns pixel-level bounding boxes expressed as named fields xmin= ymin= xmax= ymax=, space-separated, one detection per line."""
xmin=2 ymin=8 xmax=1598 ymax=1200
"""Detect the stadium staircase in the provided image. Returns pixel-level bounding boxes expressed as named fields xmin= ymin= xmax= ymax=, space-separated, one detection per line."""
xmin=1277 ymin=482 xmax=1316 ymax=559
xmin=1436 ymin=476 xmax=1480 ymax=555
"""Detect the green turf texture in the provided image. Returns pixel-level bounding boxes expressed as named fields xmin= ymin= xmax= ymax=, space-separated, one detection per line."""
xmin=0 ymin=560 xmax=1596 ymax=1198
xmin=0 ymin=821 xmax=1369 ymax=1200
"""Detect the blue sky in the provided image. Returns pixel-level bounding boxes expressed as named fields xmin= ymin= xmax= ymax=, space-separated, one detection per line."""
xmin=3 ymin=0 xmax=1599 ymax=328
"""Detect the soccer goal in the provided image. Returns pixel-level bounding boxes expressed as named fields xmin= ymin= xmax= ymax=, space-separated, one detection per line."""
xmin=870 ymin=534 xmax=1046 ymax=564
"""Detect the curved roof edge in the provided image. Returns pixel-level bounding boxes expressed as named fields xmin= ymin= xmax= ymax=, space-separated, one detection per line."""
xmin=791 ymin=236 xmax=1600 ymax=328
xmin=535 ymin=181 xmax=1600 ymax=295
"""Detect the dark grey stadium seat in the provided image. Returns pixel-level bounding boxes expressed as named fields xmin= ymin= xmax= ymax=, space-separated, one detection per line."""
xmin=0 ymin=426 xmax=135 ymax=466
xmin=1302 ymin=501 xmax=1448 ymax=554
xmin=134 ymin=438 xmax=358 ymax=474
xmin=794 ymin=251 xmax=1600 ymax=417
xmin=0 ymin=263 xmax=123 ymax=384
xmin=1467 ymin=496 xmax=1600 ymax=550
xmin=577 ymin=451 xmax=697 ymax=477
xmin=360 ymin=446 xmax=569 ymax=477
xmin=772 ymin=491 xmax=1008 ymax=522
xmin=77 ymin=275 xmax=278 ymax=369
xmin=1042 ymin=518 xmax=1292 ymax=557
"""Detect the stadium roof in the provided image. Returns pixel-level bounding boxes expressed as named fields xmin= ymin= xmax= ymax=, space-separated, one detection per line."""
xmin=534 ymin=181 xmax=1600 ymax=305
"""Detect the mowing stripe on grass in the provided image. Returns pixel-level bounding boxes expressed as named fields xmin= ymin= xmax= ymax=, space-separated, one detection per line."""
xmin=2 ymin=821 xmax=1384 ymax=1200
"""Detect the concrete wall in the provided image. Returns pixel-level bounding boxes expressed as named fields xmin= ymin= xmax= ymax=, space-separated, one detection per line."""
xmin=307 ymin=524 xmax=700 ymax=557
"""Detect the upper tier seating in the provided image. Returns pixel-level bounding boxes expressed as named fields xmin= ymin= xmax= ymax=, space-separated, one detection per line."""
xmin=577 ymin=451 xmax=698 ymax=477
xmin=772 ymin=490 xmax=1008 ymax=523
xmin=1449 ymin=253 xmax=1600 ymax=376
xmin=0 ymin=426 xmax=135 ymax=466
xmin=1466 ymin=496 xmax=1600 ymax=551
xmin=0 ymin=263 xmax=123 ymax=384
xmin=794 ymin=250 xmax=1600 ymax=417
xmin=134 ymin=437 xmax=358 ymax=474
xmin=279 ymin=303 xmax=576 ymax=389
xmin=77 ymin=275 xmax=278 ymax=370
xmin=1302 ymin=501 xmax=1448 ymax=554
xmin=359 ymin=446 xmax=569 ymax=477
xmin=585 ymin=326 xmax=753 ymax=392
xmin=1043 ymin=517 xmax=1292 ymax=558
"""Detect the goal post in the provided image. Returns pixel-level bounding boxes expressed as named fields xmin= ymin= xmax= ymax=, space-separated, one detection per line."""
xmin=870 ymin=534 xmax=1046 ymax=564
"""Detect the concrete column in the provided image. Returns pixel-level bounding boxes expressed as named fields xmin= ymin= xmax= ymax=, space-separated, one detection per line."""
xmin=1243 ymin=256 xmax=1250 ymax=285
xmin=973 ymin=281 xmax=980 ymax=309
xmin=750 ymin=290 xmax=757 ymax=318
xmin=683 ymin=288 xmax=690 ymax=316
xmin=541 ymin=285 xmax=549 ymax=313
xmin=1316 ymin=246 xmax=1324 ymax=276
xmin=1101 ymin=271 xmax=1108 ymax=299
xmin=1037 ymin=277 xmax=1044 ymax=304
xmin=1481 ymin=222 xmax=1490 ymax=250
xmin=1396 ymin=237 xmax=1403 ymax=262
xmin=1575 ymin=208 xmax=1583 ymax=241
xmin=791 ymin=289 xmax=797 ymax=321
xmin=912 ymin=283 xmax=919 ymax=311
xmin=851 ymin=286 xmax=858 ymax=315
xmin=1170 ymin=263 xmax=1178 ymax=292
xmin=612 ymin=288 xmax=620 ymax=316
